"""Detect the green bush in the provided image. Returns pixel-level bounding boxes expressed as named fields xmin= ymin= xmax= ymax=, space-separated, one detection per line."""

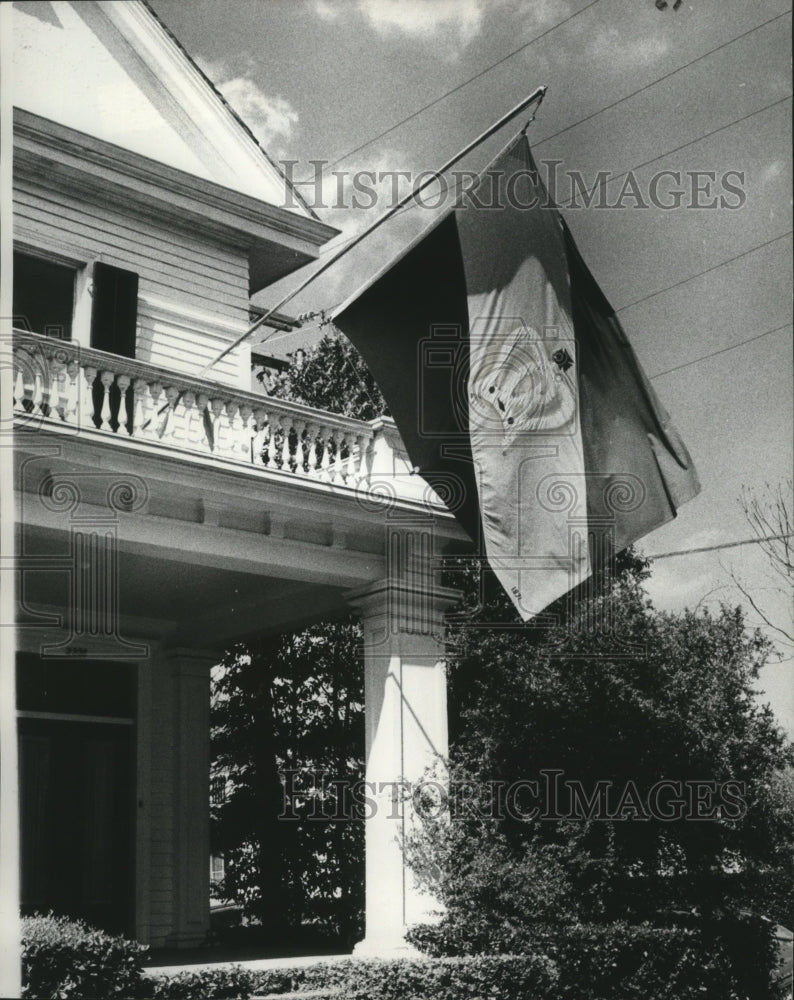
xmin=21 ymin=912 xmax=149 ymax=999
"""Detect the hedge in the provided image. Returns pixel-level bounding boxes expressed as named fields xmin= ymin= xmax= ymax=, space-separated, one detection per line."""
xmin=21 ymin=913 xmax=149 ymax=999
xmin=408 ymin=914 xmax=787 ymax=1000
xmin=150 ymin=954 xmax=558 ymax=1000
xmin=22 ymin=912 xmax=786 ymax=1000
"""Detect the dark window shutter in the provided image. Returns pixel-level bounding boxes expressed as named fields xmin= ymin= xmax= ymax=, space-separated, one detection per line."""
xmin=90 ymin=263 xmax=138 ymax=358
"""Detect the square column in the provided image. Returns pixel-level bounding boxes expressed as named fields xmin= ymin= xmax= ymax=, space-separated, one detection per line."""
xmin=145 ymin=648 xmax=215 ymax=948
xmin=348 ymin=576 xmax=459 ymax=956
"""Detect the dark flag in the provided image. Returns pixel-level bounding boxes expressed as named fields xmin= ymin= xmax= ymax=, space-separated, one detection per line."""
xmin=333 ymin=134 xmax=700 ymax=619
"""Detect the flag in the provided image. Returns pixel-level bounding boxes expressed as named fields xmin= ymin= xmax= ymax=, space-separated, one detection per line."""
xmin=333 ymin=134 xmax=700 ymax=620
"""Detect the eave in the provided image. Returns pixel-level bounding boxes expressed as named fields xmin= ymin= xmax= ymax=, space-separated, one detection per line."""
xmin=13 ymin=108 xmax=340 ymax=293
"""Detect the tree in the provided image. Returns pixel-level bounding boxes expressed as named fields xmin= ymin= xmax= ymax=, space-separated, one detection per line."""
xmin=728 ymin=480 xmax=793 ymax=645
xmin=269 ymin=328 xmax=387 ymax=421
xmin=211 ymin=623 xmax=365 ymax=945
xmin=405 ymin=551 xmax=794 ymax=990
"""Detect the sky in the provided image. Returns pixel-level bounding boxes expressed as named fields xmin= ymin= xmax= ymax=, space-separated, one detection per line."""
xmin=149 ymin=0 xmax=793 ymax=733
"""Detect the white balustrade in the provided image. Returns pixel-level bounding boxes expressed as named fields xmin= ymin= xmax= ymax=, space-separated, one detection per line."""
xmin=11 ymin=329 xmax=375 ymax=490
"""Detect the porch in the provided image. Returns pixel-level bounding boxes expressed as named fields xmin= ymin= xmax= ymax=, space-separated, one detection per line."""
xmin=12 ymin=328 xmax=467 ymax=955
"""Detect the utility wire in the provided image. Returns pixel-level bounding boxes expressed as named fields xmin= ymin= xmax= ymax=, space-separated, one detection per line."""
xmin=649 ymin=322 xmax=792 ymax=379
xmin=617 ymin=232 xmax=792 ymax=313
xmin=557 ymin=93 xmax=791 ymax=209
xmin=647 ymin=532 xmax=793 ymax=560
xmin=320 ymin=0 xmax=602 ymax=174
xmin=533 ymin=9 xmax=791 ymax=150
xmin=320 ymin=6 xmax=790 ymax=177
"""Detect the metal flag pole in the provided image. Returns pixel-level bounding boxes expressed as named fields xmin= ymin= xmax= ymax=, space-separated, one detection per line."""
xmin=199 ymin=85 xmax=547 ymax=377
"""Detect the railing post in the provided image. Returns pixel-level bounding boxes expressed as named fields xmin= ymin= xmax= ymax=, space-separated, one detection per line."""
xmin=116 ymin=374 xmax=131 ymax=435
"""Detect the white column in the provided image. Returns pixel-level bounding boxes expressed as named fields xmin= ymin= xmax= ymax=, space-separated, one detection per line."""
xmin=349 ymin=576 xmax=459 ymax=956
xmin=148 ymin=648 xmax=215 ymax=948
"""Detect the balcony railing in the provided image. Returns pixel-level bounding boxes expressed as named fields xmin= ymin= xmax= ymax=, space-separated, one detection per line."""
xmin=11 ymin=329 xmax=380 ymax=488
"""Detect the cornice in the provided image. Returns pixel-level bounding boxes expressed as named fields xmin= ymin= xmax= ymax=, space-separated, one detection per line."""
xmin=13 ymin=109 xmax=338 ymax=284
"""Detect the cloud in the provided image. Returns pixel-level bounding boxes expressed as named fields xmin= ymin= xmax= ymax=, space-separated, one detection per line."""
xmin=586 ymin=28 xmax=669 ymax=69
xmin=356 ymin=0 xmax=485 ymax=49
xmin=313 ymin=0 xmax=341 ymax=20
xmin=196 ymin=58 xmax=298 ymax=156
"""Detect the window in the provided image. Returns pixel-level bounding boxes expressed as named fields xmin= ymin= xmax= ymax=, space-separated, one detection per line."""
xmin=13 ymin=252 xmax=75 ymax=339
xmin=210 ymin=772 xmax=228 ymax=806
xmin=210 ymin=854 xmax=225 ymax=884
xmin=90 ymin=262 xmax=138 ymax=358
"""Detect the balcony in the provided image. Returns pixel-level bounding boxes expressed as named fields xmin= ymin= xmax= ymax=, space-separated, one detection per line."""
xmin=10 ymin=329 xmax=440 ymax=511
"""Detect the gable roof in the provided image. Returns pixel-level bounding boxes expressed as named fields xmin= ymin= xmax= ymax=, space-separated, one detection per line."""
xmin=12 ymin=0 xmax=318 ymax=218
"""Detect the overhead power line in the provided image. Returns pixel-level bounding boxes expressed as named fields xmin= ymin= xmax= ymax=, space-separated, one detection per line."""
xmin=649 ymin=322 xmax=792 ymax=379
xmin=321 ymin=7 xmax=790 ymax=176
xmin=533 ymin=9 xmax=791 ymax=150
xmin=321 ymin=0 xmax=602 ymax=173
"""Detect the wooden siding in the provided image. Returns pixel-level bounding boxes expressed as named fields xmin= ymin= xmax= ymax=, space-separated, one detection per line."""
xmin=14 ymin=177 xmax=252 ymax=387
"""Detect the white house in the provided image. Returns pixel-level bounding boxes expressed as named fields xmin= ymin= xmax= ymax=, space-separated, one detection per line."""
xmin=7 ymin=0 xmax=465 ymax=959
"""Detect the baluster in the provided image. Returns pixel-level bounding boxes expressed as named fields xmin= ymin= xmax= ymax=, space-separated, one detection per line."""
xmin=343 ymin=432 xmax=355 ymax=484
xmin=265 ymin=412 xmax=279 ymax=469
xmin=132 ymin=379 xmax=150 ymax=438
xmin=252 ymin=407 xmax=267 ymax=465
xmin=181 ymin=391 xmax=196 ymax=449
xmin=209 ymin=398 xmax=227 ymax=455
xmin=320 ymin=426 xmax=334 ymax=481
xmin=304 ymin=422 xmax=318 ymax=475
xmin=42 ymin=350 xmax=62 ymax=419
xmin=81 ymin=365 xmax=97 ymax=429
xmin=62 ymin=360 xmax=80 ymax=425
xmin=196 ymin=394 xmax=211 ymax=452
xmin=279 ymin=416 xmax=292 ymax=470
xmin=238 ymin=403 xmax=253 ymax=462
xmin=163 ymin=387 xmax=182 ymax=445
xmin=116 ymin=374 xmax=131 ymax=435
xmin=226 ymin=402 xmax=241 ymax=458
xmin=147 ymin=382 xmax=164 ymax=438
xmin=31 ymin=360 xmax=45 ymax=416
xmin=98 ymin=371 xmax=114 ymax=431
xmin=294 ymin=419 xmax=307 ymax=474
xmin=52 ymin=354 xmax=69 ymax=421
xmin=13 ymin=348 xmax=26 ymax=414
xmin=351 ymin=433 xmax=366 ymax=485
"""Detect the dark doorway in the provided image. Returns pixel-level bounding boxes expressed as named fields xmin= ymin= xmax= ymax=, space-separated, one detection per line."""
xmin=19 ymin=717 xmax=135 ymax=935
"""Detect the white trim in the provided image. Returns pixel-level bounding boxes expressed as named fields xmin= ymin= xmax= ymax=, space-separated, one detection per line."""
xmin=17 ymin=710 xmax=134 ymax=726
xmin=96 ymin=0 xmax=316 ymax=218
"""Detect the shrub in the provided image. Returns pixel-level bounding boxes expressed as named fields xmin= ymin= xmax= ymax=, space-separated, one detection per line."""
xmin=21 ymin=912 xmax=149 ymax=999
xmin=150 ymin=955 xmax=558 ymax=1000
xmin=150 ymin=965 xmax=257 ymax=999
xmin=408 ymin=915 xmax=786 ymax=1000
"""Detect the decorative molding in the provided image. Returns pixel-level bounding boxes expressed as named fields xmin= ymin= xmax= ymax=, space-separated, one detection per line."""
xmin=13 ymin=109 xmax=338 ymax=291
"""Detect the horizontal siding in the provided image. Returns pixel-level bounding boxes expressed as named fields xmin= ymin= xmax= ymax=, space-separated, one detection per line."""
xmin=14 ymin=179 xmax=251 ymax=387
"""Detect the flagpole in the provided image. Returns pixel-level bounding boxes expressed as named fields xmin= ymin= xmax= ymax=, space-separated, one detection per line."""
xmin=199 ymin=85 xmax=547 ymax=377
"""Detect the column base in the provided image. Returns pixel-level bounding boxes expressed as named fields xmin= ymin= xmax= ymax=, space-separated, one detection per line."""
xmin=353 ymin=934 xmax=425 ymax=959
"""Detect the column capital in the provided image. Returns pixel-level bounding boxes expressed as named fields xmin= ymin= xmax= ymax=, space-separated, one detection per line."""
xmin=162 ymin=647 xmax=218 ymax=676
xmin=347 ymin=579 xmax=461 ymax=619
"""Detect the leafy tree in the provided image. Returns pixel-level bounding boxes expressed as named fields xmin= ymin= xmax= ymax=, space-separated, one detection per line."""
xmin=269 ymin=328 xmax=387 ymax=421
xmin=405 ymin=551 xmax=794 ymax=991
xmin=211 ymin=624 xmax=365 ymax=945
